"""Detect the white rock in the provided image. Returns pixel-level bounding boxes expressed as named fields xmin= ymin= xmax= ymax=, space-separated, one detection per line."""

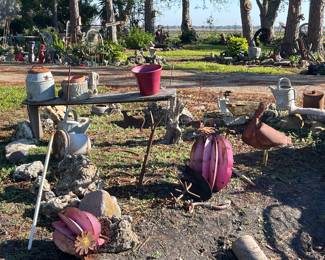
xmin=5 ymin=139 xmax=37 ymax=162
xmin=13 ymin=161 xmax=44 ymax=181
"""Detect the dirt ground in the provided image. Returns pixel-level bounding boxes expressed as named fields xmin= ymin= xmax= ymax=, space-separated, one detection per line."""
xmin=0 ymin=65 xmax=324 ymax=260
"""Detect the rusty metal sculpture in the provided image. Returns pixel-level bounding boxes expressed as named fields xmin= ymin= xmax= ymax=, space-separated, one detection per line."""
xmin=242 ymin=102 xmax=292 ymax=165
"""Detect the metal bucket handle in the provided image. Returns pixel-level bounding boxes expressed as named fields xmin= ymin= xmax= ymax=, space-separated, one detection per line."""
xmin=278 ymin=77 xmax=292 ymax=89
xmin=63 ymin=109 xmax=79 ymax=122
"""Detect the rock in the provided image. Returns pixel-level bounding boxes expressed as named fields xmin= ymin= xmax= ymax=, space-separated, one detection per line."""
xmin=274 ymin=60 xmax=292 ymax=66
xmin=43 ymin=106 xmax=66 ymax=124
xmin=42 ymin=118 xmax=54 ymax=132
xmin=179 ymin=107 xmax=194 ymax=126
xmin=31 ymin=176 xmax=56 ymax=201
xmin=261 ymin=58 xmax=274 ymax=65
xmin=55 ymin=155 xmax=99 ymax=197
xmin=300 ymin=60 xmax=310 ymax=69
xmin=15 ymin=121 xmax=33 ymax=139
xmin=13 ymin=161 xmax=44 ymax=181
xmin=223 ymin=116 xmax=247 ymax=126
xmin=276 ymin=114 xmax=304 ymax=130
xmin=41 ymin=192 xmax=80 ymax=217
xmin=5 ymin=139 xmax=37 ymax=162
xmin=79 ymin=190 xmax=121 ymax=218
xmin=98 ymin=216 xmax=139 ymax=253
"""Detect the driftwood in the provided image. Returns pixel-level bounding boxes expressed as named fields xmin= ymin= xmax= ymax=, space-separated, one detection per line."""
xmin=232 ymin=235 xmax=268 ymax=260
xmin=164 ymin=97 xmax=184 ymax=144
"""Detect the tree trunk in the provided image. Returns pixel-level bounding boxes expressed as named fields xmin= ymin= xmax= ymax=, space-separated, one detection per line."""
xmin=181 ymin=0 xmax=191 ymax=33
xmin=256 ymin=0 xmax=281 ymax=38
xmin=240 ymin=0 xmax=253 ymax=46
xmin=308 ymin=0 xmax=325 ymax=53
xmin=106 ymin=0 xmax=117 ymax=43
xmin=53 ymin=0 xmax=58 ymax=30
xmin=144 ymin=0 xmax=155 ymax=34
xmin=281 ymin=0 xmax=302 ymax=57
xmin=69 ymin=0 xmax=81 ymax=43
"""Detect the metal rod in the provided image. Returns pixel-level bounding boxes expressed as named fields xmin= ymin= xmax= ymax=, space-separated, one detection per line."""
xmin=27 ymin=133 xmax=55 ymax=250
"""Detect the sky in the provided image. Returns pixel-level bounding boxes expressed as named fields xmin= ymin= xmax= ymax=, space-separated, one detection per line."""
xmin=155 ymin=1 xmax=311 ymax=27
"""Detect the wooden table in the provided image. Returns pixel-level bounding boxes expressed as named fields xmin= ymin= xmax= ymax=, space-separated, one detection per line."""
xmin=23 ymin=88 xmax=177 ymax=140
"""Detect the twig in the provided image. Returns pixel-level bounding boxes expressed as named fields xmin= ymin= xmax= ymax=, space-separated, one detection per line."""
xmin=138 ymin=112 xmax=163 ymax=186
xmin=232 ymin=168 xmax=256 ymax=187
xmin=263 ymin=149 xmax=269 ymax=166
xmin=186 ymin=200 xmax=231 ymax=214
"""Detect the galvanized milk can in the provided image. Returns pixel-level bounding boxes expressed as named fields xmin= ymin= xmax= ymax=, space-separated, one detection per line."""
xmin=269 ymin=78 xmax=296 ymax=110
xmin=26 ymin=66 xmax=55 ymax=101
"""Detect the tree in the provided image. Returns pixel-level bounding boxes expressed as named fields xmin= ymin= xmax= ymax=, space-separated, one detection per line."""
xmin=280 ymin=0 xmax=302 ymax=57
xmin=144 ymin=0 xmax=155 ymax=34
xmin=307 ymin=0 xmax=325 ymax=53
xmin=69 ymin=0 xmax=81 ymax=43
xmin=181 ymin=0 xmax=197 ymax=43
xmin=106 ymin=0 xmax=117 ymax=43
xmin=53 ymin=0 xmax=58 ymax=30
xmin=256 ymin=0 xmax=282 ymax=38
xmin=0 ymin=0 xmax=20 ymax=27
xmin=240 ymin=0 xmax=253 ymax=45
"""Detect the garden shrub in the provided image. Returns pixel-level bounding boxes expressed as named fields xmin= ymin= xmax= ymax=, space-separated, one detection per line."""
xmin=99 ymin=41 xmax=127 ymax=63
xmin=180 ymin=29 xmax=198 ymax=44
xmin=202 ymin=33 xmax=223 ymax=45
xmin=124 ymin=28 xmax=154 ymax=49
xmin=223 ymin=37 xmax=248 ymax=57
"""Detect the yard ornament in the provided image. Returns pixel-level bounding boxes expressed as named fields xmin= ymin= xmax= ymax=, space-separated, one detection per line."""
xmin=189 ymin=133 xmax=233 ymax=192
xmin=52 ymin=207 xmax=105 ymax=256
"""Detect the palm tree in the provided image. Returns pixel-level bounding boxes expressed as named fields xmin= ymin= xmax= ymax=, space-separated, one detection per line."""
xmin=69 ymin=0 xmax=81 ymax=43
xmin=308 ymin=0 xmax=325 ymax=53
xmin=106 ymin=0 xmax=117 ymax=43
xmin=240 ymin=0 xmax=253 ymax=45
xmin=144 ymin=0 xmax=155 ymax=34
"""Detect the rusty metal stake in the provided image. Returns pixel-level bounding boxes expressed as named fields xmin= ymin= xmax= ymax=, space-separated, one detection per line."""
xmin=138 ymin=112 xmax=162 ymax=186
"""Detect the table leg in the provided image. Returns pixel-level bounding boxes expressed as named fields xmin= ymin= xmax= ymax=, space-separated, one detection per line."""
xmin=27 ymin=105 xmax=43 ymax=140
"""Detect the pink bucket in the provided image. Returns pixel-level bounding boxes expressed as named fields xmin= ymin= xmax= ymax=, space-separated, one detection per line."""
xmin=131 ymin=64 xmax=162 ymax=96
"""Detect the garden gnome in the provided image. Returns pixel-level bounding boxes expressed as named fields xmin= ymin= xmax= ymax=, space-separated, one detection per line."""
xmin=38 ymin=44 xmax=46 ymax=64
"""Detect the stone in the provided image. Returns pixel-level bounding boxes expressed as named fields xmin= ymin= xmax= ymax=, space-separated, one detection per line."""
xmin=31 ymin=176 xmax=56 ymax=201
xmin=15 ymin=121 xmax=33 ymax=139
xmin=5 ymin=139 xmax=37 ymax=162
xmin=41 ymin=192 xmax=80 ymax=217
xmin=179 ymin=107 xmax=194 ymax=126
xmin=43 ymin=106 xmax=66 ymax=124
xmin=274 ymin=60 xmax=292 ymax=67
xmin=98 ymin=216 xmax=139 ymax=253
xmin=79 ymin=190 xmax=121 ymax=218
xmin=261 ymin=58 xmax=274 ymax=66
xmin=55 ymin=155 xmax=99 ymax=197
xmin=276 ymin=114 xmax=304 ymax=130
xmin=42 ymin=118 xmax=54 ymax=132
xmin=223 ymin=116 xmax=247 ymax=126
xmin=13 ymin=161 xmax=44 ymax=181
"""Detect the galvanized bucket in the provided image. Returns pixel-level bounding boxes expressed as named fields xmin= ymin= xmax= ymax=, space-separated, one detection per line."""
xmin=60 ymin=75 xmax=90 ymax=101
xmin=26 ymin=66 xmax=55 ymax=101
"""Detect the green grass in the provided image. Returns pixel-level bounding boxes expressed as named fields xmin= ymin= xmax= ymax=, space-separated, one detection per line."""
xmin=157 ymin=43 xmax=225 ymax=60
xmin=0 ymin=86 xmax=26 ymax=111
xmin=172 ymin=61 xmax=296 ymax=74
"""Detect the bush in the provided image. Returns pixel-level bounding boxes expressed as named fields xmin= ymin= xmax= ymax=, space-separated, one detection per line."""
xmin=180 ymin=29 xmax=198 ymax=44
xmin=124 ymin=28 xmax=154 ymax=49
xmin=223 ymin=37 xmax=248 ymax=57
xmin=99 ymin=41 xmax=127 ymax=63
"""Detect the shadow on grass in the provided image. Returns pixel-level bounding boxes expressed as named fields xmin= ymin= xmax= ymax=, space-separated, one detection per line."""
xmin=234 ymin=143 xmax=325 ymax=259
xmin=0 ymin=239 xmax=76 ymax=260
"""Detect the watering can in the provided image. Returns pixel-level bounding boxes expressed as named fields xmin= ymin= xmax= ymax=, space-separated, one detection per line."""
xmin=269 ymin=78 xmax=296 ymax=110
xmin=57 ymin=109 xmax=90 ymax=134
